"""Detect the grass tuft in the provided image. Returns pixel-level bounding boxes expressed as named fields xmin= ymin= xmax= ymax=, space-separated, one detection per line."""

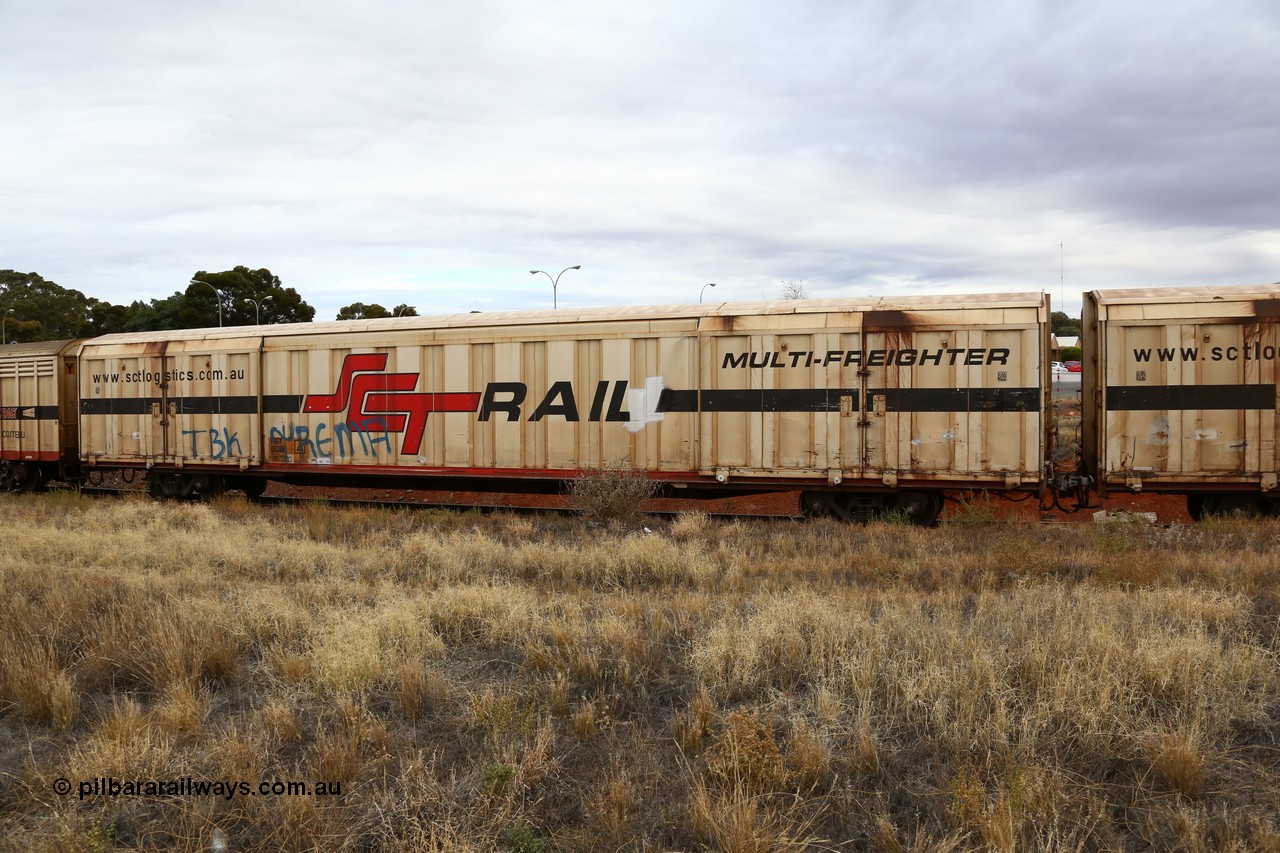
xmin=567 ymin=465 xmax=659 ymax=527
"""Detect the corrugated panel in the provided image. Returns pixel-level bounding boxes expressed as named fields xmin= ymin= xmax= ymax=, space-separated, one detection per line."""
xmin=1 ymin=349 xmax=62 ymax=461
xmin=258 ymin=319 xmax=699 ymax=472
xmin=1089 ymin=285 xmax=1280 ymax=491
xmin=79 ymin=338 xmax=261 ymax=466
xmin=77 ymin=294 xmax=1050 ymax=487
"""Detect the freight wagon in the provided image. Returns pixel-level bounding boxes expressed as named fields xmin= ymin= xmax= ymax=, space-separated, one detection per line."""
xmin=0 ymin=339 xmax=78 ymax=491
xmin=62 ymin=293 xmax=1051 ymax=523
xmin=10 ymin=284 xmax=1276 ymax=521
xmin=1082 ymin=284 xmax=1280 ymax=518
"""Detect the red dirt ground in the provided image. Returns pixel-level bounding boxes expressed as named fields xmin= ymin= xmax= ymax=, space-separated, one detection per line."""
xmin=89 ymin=470 xmax=1190 ymax=524
xmin=262 ymin=482 xmax=1192 ymax=525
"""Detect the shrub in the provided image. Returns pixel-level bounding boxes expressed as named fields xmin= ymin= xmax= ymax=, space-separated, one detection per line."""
xmin=943 ymin=491 xmax=999 ymax=526
xmin=705 ymin=710 xmax=788 ymax=793
xmin=567 ymin=466 xmax=658 ymax=527
xmin=503 ymin=819 xmax=545 ymax=853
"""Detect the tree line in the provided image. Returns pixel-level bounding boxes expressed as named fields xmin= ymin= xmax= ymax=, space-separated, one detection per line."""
xmin=0 ymin=268 xmax=419 ymax=343
xmin=2 ymin=267 xmax=1086 ymax=345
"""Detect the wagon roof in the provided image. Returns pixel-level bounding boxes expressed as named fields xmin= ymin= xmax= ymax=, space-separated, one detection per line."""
xmin=1091 ymin=283 xmax=1280 ymax=304
xmin=82 ymin=292 xmax=1048 ymax=345
xmin=0 ymin=339 xmax=77 ymax=358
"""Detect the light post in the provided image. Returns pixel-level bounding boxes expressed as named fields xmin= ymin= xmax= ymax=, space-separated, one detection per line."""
xmin=529 ymin=265 xmax=581 ymax=309
xmin=243 ymin=295 xmax=272 ymax=325
xmin=2 ymin=309 xmax=12 ymax=345
xmin=700 ymin=282 xmax=717 ymax=303
xmin=190 ymin=279 xmax=223 ymax=327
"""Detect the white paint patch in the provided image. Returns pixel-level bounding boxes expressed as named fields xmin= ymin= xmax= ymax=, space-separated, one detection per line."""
xmin=626 ymin=376 xmax=666 ymax=433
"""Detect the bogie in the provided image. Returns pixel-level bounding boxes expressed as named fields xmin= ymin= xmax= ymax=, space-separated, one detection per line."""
xmin=0 ymin=462 xmax=43 ymax=493
xmin=1200 ymin=493 xmax=1271 ymax=519
xmin=802 ymin=489 xmax=942 ymax=525
xmin=146 ymin=472 xmax=225 ymax=501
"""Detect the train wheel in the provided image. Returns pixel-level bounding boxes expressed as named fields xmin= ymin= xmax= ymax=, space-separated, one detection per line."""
xmin=889 ymin=490 xmax=942 ymax=526
xmin=1203 ymin=494 xmax=1264 ymax=518
xmin=237 ymin=478 xmax=268 ymax=499
xmin=2 ymin=462 xmax=42 ymax=493
xmin=147 ymin=471 xmax=196 ymax=500
xmin=147 ymin=472 xmax=168 ymax=499
xmin=802 ymin=491 xmax=836 ymax=518
xmin=802 ymin=491 xmax=882 ymax=522
xmin=196 ymin=476 xmax=225 ymax=499
xmin=803 ymin=491 xmax=860 ymax=520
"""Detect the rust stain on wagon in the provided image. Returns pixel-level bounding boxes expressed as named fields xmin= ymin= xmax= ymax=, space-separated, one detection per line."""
xmin=879 ymin=328 xmax=914 ymax=351
xmin=1252 ymin=299 xmax=1280 ymax=317
xmin=863 ymin=309 xmax=917 ymax=329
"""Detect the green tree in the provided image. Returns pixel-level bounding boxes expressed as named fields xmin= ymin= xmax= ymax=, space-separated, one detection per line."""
xmin=126 ymin=267 xmax=316 ymax=331
xmin=1051 ymin=311 xmax=1082 ymax=337
xmin=336 ymin=302 xmax=393 ymax=320
xmin=87 ymin=300 xmax=138 ymax=335
xmin=190 ymin=267 xmax=314 ymax=327
xmin=390 ymin=304 xmax=419 ymax=317
xmin=2 ymin=317 xmax=42 ymax=344
xmin=0 ymin=266 xmax=314 ymax=337
xmin=123 ymin=294 xmax=187 ymax=332
xmin=0 ymin=270 xmax=96 ymax=341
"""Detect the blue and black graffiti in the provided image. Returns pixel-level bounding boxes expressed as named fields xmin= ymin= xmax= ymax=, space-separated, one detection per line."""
xmin=182 ymin=428 xmax=242 ymax=460
xmin=268 ymin=419 xmax=395 ymax=462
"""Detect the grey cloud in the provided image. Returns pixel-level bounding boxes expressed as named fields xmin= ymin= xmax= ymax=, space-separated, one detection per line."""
xmin=0 ymin=0 xmax=1276 ymax=319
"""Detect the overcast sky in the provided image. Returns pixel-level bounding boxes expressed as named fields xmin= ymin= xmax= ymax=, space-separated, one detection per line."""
xmin=2 ymin=0 xmax=1277 ymax=320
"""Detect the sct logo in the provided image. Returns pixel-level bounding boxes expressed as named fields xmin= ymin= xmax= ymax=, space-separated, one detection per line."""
xmin=303 ymin=354 xmax=480 ymax=455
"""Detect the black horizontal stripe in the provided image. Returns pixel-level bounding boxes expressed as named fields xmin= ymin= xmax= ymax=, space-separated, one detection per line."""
xmin=81 ymin=397 xmax=157 ymax=415
xmin=658 ymin=388 xmax=858 ymax=413
xmin=263 ymin=395 xmax=305 ymax=413
xmin=1107 ymin=384 xmax=1275 ymax=411
xmin=172 ymin=396 xmax=259 ymax=415
xmin=873 ymin=387 xmax=1041 ymax=412
xmin=79 ymin=386 xmax=1042 ymax=418
xmin=659 ymin=387 xmax=1039 ymax=414
xmin=0 ymin=405 xmax=60 ymax=421
xmin=81 ymin=395 xmax=306 ymax=416
xmin=699 ymin=389 xmax=859 ymax=413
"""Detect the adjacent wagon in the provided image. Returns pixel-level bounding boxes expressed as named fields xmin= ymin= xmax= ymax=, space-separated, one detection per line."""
xmin=0 ymin=339 xmax=79 ymax=491
xmin=1082 ymin=284 xmax=1280 ymax=517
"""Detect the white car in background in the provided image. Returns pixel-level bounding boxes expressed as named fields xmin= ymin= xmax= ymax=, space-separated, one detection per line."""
xmin=1051 ymin=361 xmax=1067 ymax=374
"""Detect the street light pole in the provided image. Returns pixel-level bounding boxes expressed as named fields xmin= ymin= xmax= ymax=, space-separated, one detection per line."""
xmin=700 ymin=282 xmax=717 ymax=303
xmin=243 ymin=295 xmax=272 ymax=325
xmin=529 ymin=265 xmax=581 ymax=309
xmin=191 ymin=279 xmax=223 ymax=327
xmin=2 ymin=309 xmax=13 ymax=345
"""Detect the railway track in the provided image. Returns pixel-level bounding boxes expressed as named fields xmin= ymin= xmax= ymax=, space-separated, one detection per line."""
xmin=30 ymin=480 xmax=1135 ymax=525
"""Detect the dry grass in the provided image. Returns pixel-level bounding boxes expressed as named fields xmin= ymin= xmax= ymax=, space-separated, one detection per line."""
xmin=1 ymin=491 xmax=1279 ymax=851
